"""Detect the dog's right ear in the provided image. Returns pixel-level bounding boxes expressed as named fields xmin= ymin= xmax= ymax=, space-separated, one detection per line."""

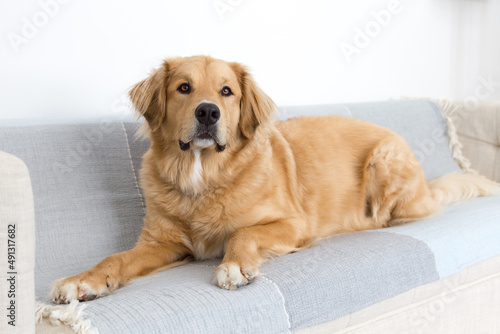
xmin=129 ymin=62 xmax=169 ymax=132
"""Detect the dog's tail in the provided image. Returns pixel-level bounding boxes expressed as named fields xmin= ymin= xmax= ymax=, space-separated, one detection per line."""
xmin=428 ymin=172 xmax=500 ymax=206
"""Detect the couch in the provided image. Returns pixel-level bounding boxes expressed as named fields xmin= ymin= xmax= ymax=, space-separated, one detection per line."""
xmin=0 ymin=99 xmax=499 ymax=334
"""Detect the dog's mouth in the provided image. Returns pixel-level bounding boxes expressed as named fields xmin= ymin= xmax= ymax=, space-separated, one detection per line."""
xmin=196 ymin=132 xmax=213 ymax=140
xmin=179 ymin=126 xmax=226 ymax=152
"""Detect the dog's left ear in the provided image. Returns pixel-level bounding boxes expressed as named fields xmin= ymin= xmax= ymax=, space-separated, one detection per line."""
xmin=232 ymin=63 xmax=276 ymax=139
xmin=129 ymin=62 xmax=169 ymax=132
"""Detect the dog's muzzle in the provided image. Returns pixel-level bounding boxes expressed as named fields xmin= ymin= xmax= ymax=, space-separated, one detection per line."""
xmin=179 ymin=102 xmax=226 ymax=152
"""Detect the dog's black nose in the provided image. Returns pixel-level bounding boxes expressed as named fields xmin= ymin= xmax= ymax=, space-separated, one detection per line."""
xmin=195 ymin=103 xmax=220 ymax=125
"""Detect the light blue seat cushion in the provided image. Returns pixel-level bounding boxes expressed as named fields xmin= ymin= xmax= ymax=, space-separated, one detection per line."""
xmin=381 ymin=196 xmax=500 ymax=278
xmin=1 ymin=100 xmax=497 ymax=333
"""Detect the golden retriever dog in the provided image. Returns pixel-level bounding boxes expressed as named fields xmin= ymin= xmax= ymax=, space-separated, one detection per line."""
xmin=51 ymin=55 xmax=499 ymax=303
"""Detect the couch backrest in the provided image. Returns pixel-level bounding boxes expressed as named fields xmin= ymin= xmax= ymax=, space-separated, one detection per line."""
xmin=446 ymin=100 xmax=500 ymax=182
xmin=0 ymin=121 xmax=149 ymax=274
xmin=0 ymin=100 xmax=460 ymax=276
xmin=279 ymin=100 xmax=460 ymax=179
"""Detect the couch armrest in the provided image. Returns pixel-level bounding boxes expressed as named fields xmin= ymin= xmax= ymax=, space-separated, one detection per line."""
xmin=438 ymin=100 xmax=500 ymax=182
xmin=0 ymin=151 xmax=36 ymax=334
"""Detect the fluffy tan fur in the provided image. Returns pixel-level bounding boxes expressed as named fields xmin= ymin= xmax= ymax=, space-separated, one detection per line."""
xmin=51 ymin=56 xmax=500 ymax=302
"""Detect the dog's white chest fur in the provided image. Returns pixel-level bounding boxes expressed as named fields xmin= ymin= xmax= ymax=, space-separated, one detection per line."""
xmin=190 ymin=149 xmax=203 ymax=193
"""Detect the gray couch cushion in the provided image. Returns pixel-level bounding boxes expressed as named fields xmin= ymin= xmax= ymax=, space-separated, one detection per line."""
xmin=0 ymin=122 xmax=145 ymax=276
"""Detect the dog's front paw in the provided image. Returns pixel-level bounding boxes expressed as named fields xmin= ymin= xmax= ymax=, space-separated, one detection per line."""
xmin=213 ymin=262 xmax=259 ymax=290
xmin=51 ymin=274 xmax=115 ymax=304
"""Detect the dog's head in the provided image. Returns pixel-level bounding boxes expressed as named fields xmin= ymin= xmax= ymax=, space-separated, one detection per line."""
xmin=129 ymin=56 xmax=276 ymax=152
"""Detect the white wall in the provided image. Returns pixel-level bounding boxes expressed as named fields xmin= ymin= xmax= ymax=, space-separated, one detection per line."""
xmin=451 ymin=0 xmax=500 ymax=101
xmin=0 ymin=0 xmax=493 ymax=121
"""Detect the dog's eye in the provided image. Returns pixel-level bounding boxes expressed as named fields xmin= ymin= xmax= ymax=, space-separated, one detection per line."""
xmin=221 ymin=86 xmax=232 ymax=96
xmin=177 ymin=83 xmax=191 ymax=94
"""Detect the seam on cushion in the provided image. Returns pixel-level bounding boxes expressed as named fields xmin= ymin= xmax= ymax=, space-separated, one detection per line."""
xmin=261 ymin=275 xmax=292 ymax=333
xmin=457 ymin=132 xmax=500 ymax=147
xmin=121 ymin=122 xmax=146 ymax=216
xmin=367 ymin=230 xmax=440 ymax=280
xmin=335 ymin=271 xmax=500 ymax=333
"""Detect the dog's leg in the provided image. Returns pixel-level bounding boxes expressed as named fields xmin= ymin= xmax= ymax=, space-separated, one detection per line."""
xmin=51 ymin=234 xmax=189 ymax=304
xmin=363 ymin=135 xmax=440 ymax=227
xmin=214 ymin=220 xmax=301 ymax=290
